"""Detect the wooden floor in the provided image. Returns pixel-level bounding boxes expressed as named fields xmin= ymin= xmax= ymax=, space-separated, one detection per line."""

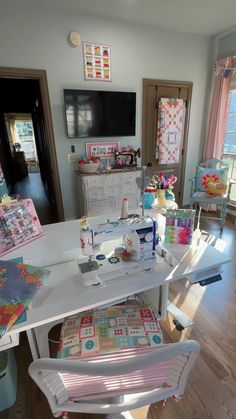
xmin=1 ymin=215 xmax=236 ymax=419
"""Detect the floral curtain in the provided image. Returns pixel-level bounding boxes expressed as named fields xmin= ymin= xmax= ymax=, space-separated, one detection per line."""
xmin=203 ymin=56 xmax=234 ymax=160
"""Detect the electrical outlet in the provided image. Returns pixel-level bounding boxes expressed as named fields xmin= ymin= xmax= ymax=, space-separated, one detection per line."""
xmin=68 ymin=153 xmax=79 ymax=163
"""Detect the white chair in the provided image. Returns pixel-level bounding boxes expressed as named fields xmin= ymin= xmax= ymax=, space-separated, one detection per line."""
xmin=29 ymin=339 xmax=200 ymax=419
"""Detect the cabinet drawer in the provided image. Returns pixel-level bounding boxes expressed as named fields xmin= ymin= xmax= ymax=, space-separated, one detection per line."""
xmin=87 ymin=188 xmax=104 ymax=200
xmin=122 ymin=171 xmax=140 ymax=184
xmin=88 ymin=198 xmax=116 ymax=216
xmin=105 ymin=186 xmax=123 ymax=197
xmin=0 ymin=333 xmax=19 ymax=350
xmin=123 ymin=183 xmax=139 ymax=194
xmin=105 ymin=173 xmax=122 ymax=186
xmin=86 ymin=176 xmax=104 ymax=189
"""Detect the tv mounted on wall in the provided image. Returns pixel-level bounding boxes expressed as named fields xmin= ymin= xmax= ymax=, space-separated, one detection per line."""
xmin=64 ymin=89 xmax=136 ymax=138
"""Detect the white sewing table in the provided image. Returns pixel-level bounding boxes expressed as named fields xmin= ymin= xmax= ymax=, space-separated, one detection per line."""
xmin=0 ymin=217 xmax=231 ymax=360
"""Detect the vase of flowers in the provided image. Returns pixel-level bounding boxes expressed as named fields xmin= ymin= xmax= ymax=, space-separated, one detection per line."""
xmin=156 ymin=189 xmax=167 ymax=206
xmin=150 ymin=172 xmax=177 ymax=207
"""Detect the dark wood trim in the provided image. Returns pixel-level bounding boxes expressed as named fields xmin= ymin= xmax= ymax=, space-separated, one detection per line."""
xmin=142 ymin=79 xmax=193 ymax=205
xmin=0 ymin=67 xmax=64 ymax=221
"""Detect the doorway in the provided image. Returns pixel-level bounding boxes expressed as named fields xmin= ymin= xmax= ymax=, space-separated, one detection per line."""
xmin=142 ymin=79 xmax=193 ymax=204
xmin=0 ymin=67 xmax=64 ymax=224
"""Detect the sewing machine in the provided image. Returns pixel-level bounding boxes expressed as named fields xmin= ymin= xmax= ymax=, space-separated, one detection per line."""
xmin=78 ymin=215 xmax=158 ymax=286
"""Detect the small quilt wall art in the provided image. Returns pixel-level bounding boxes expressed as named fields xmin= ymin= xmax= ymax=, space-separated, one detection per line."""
xmin=156 ymin=98 xmax=184 ymax=164
xmin=0 ymin=198 xmax=43 ymax=256
xmin=83 ymin=42 xmax=111 ymax=81
xmin=165 ymin=209 xmax=196 ymax=245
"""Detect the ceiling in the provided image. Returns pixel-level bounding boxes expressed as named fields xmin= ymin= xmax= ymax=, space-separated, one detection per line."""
xmin=44 ymin=0 xmax=236 ymax=36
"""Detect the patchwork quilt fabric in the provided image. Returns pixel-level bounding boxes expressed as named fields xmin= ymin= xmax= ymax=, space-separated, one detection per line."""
xmin=165 ymin=209 xmax=196 ymax=245
xmin=58 ymin=304 xmax=164 ymax=359
xmin=156 ymin=98 xmax=184 ymax=164
xmin=0 ymin=260 xmax=50 ymax=337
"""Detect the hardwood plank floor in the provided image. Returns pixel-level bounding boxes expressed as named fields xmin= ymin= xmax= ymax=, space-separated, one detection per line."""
xmin=1 ymin=215 xmax=236 ymax=419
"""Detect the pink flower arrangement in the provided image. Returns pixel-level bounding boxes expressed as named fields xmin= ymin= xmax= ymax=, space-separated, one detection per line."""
xmin=151 ymin=172 xmax=177 ymax=190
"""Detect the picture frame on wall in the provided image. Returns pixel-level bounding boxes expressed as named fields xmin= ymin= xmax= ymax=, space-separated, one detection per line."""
xmin=83 ymin=42 xmax=112 ymax=81
xmin=86 ymin=142 xmax=119 ymax=159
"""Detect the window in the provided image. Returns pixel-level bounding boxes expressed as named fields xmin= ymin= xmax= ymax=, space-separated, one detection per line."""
xmin=222 ymin=88 xmax=236 ymax=204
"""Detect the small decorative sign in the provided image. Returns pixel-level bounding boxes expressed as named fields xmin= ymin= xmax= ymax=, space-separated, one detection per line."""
xmin=86 ymin=142 xmax=119 ymax=159
xmin=83 ymin=42 xmax=111 ymax=81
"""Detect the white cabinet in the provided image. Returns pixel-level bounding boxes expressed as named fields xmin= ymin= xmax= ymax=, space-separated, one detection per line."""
xmin=77 ymin=169 xmax=141 ymax=217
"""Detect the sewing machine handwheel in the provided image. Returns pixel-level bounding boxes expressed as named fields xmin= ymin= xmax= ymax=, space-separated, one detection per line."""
xmin=173 ymin=319 xmax=185 ymax=331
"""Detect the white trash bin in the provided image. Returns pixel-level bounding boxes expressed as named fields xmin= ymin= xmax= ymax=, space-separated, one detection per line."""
xmin=0 ymin=349 xmax=17 ymax=411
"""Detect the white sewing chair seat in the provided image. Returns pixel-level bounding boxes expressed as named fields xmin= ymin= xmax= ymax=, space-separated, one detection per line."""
xmin=29 ymin=303 xmax=200 ymax=418
xmin=191 ymin=191 xmax=228 ymax=202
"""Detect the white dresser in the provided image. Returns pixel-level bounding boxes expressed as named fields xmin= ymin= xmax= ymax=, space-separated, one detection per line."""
xmin=77 ymin=169 xmax=141 ymax=217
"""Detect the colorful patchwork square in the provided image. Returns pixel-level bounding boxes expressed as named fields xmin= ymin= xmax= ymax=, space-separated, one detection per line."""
xmin=107 ymin=307 xmax=122 ymax=317
xmin=126 ymin=318 xmax=143 ymax=327
xmin=109 ymin=318 xmax=117 ymax=327
xmin=143 ymin=322 xmax=159 ymax=333
xmin=61 ymin=335 xmax=80 ymax=349
xmin=115 ymin=336 xmax=134 ymax=348
xmin=140 ymin=309 xmax=154 ymax=321
xmin=63 ymin=326 xmax=80 ymax=338
xmin=116 ymin=317 xmax=127 ymax=326
xmin=93 ymin=309 xmax=108 ymax=319
xmin=133 ymin=336 xmax=149 ymax=347
xmin=81 ymin=337 xmax=99 ymax=354
xmin=149 ymin=334 xmax=163 ymax=346
xmin=64 ymin=318 xmax=77 ymax=327
xmin=80 ymin=316 xmax=93 ymax=327
xmin=127 ymin=326 xmax=146 ymax=337
xmin=79 ymin=325 xmax=95 ymax=339
xmin=109 ymin=327 xmax=127 ymax=337
xmin=98 ymin=323 xmax=109 ymax=339
xmin=99 ymin=338 xmax=116 ymax=352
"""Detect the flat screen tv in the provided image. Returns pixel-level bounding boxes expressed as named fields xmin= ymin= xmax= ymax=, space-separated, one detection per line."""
xmin=64 ymin=89 xmax=136 ymax=138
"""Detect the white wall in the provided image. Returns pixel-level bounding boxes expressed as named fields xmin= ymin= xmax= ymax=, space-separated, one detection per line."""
xmin=0 ymin=2 xmax=210 ymax=218
xmin=218 ymin=30 xmax=236 ymax=58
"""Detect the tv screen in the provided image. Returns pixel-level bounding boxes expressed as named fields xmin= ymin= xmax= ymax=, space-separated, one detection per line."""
xmin=64 ymin=89 xmax=136 ymax=138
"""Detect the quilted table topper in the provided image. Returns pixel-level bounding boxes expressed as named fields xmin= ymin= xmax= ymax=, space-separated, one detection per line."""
xmin=58 ymin=303 xmax=164 ymax=359
xmin=0 ymin=259 xmax=50 ymax=338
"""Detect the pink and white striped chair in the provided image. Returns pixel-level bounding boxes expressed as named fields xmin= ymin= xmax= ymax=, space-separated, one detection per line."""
xmin=29 ymin=305 xmax=200 ymax=419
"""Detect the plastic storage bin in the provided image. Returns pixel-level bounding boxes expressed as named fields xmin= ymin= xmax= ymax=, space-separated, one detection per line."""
xmin=0 ymin=349 xmax=17 ymax=411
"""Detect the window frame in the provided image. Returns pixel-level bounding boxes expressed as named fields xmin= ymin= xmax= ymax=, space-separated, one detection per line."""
xmin=222 ymin=83 xmax=236 ymax=205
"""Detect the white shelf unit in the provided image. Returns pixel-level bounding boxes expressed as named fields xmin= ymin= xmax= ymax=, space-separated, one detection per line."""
xmin=77 ymin=169 xmax=141 ymax=217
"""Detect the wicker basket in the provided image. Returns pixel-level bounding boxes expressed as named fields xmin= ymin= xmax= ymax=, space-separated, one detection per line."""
xmin=78 ymin=162 xmax=100 ymax=173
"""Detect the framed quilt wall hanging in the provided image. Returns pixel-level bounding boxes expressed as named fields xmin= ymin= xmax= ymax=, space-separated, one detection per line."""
xmin=156 ymin=98 xmax=185 ymax=164
xmin=83 ymin=42 xmax=111 ymax=81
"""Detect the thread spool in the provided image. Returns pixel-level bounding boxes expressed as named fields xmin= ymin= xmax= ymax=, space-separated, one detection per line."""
xmin=120 ymin=198 xmax=128 ymax=219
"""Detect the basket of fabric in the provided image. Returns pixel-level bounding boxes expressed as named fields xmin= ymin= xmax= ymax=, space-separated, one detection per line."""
xmin=78 ymin=162 xmax=100 ymax=173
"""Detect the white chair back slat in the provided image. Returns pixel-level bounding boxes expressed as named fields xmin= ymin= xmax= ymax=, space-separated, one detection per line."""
xmin=29 ymin=336 xmax=200 ymax=417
